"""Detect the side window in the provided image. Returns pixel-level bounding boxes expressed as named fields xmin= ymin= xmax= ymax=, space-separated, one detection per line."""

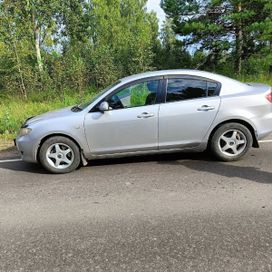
xmin=207 ymin=81 xmax=219 ymax=97
xmin=106 ymin=80 xmax=159 ymax=110
xmin=166 ymin=78 xmax=207 ymax=102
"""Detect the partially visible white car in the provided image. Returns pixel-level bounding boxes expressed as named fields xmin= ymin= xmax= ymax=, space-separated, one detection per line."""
xmin=16 ymin=70 xmax=272 ymax=173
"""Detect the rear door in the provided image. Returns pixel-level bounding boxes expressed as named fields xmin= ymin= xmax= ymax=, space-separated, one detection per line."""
xmin=159 ymin=76 xmax=221 ymax=149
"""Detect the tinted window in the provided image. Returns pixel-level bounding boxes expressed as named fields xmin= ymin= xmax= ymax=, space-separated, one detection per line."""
xmin=107 ymin=80 xmax=159 ymax=110
xmin=166 ymin=79 xmax=207 ymax=102
xmin=207 ymin=81 xmax=219 ymax=96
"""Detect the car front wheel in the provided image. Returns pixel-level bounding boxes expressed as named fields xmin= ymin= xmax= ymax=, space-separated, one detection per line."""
xmin=210 ymin=123 xmax=253 ymax=161
xmin=39 ymin=136 xmax=81 ymax=174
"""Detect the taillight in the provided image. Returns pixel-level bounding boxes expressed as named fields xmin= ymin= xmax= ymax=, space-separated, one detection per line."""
xmin=266 ymin=90 xmax=272 ymax=103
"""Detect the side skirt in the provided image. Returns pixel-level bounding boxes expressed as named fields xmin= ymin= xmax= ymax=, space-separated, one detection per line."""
xmin=84 ymin=143 xmax=207 ymax=161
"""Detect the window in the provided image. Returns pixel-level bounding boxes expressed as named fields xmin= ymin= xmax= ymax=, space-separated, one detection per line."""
xmin=80 ymin=80 xmax=121 ymax=110
xmin=166 ymin=78 xmax=220 ymax=102
xmin=166 ymin=78 xmax=207 ymax=102
xmin=106 ymin=80 xmax=159 ymax=110
xmin=207 ymin=81 xmax=219 ymax=97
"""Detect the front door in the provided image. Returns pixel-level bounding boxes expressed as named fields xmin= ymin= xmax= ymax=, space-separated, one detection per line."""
xmin=84 ymin=79 xmax=161 ymax=154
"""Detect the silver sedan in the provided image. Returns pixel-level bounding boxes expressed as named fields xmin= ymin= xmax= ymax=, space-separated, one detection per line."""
xmin=16 ymin=70 xmax=272 ymax=173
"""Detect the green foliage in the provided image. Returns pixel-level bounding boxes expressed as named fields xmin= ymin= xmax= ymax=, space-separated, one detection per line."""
xmin=161 ymin=0 xmax=272 ymax=75
xmin=130 ymin=84 xmax=150 ymax=107
xmin=0 ymin=0 xmax=158 ymax=97
xmin=90 ymin=45 xmax=121 ymax=87
xmin=156 ymin=18 xmax=192 ymax=70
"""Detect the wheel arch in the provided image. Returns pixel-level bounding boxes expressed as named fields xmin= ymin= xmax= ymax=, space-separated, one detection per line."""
xmin=208 ymin=119 xmax=259 ymax=148
xmin=36 ymin=133 xmax=84 ymax=163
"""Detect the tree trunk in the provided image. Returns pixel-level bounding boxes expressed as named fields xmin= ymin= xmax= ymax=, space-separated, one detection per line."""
xmin=8 ymin=18 xmax=27 ymax=99
xmin=29 ymin=0 xmax=43 ymax=74
xmin=235 ymin=2 xmax=243 ymax=75
xmin=13 ymin=41 xmax=27 ymax=99
xmin=34 ymin=25 xmax=43 ymax=73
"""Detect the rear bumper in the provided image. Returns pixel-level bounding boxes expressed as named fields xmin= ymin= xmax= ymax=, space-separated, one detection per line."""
xmin=256 ymin=114 xmax=272 ymax=140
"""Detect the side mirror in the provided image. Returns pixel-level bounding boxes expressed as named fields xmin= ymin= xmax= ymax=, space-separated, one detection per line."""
xmin=99 ymin=101 xmax=110 ymax=112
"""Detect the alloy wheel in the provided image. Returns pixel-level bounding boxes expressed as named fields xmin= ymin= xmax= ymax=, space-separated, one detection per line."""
xmin=218 ymin=129 xmax=247 ymax=157
xmin=45 ymin=143 xmax=74 ymax=170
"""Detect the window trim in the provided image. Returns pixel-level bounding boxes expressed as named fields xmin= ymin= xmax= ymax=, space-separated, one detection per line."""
xmin=90 ymin=76 xmax=164 ymax=112
xmin=162 ymin=75 xmax=222 ymax=104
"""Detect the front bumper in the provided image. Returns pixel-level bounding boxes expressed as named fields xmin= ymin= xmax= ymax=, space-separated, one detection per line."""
xmin=15 ymin=136 xmax=38 ymax=163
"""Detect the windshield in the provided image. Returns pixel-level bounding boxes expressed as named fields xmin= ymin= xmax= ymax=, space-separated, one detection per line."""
xmin=79 ymin=80 xmax=121 ymax=109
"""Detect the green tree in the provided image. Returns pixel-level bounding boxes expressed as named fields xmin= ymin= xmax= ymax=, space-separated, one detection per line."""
xmin=24 ymin=0 xmax=61 ymax=74
xmin=0 ymin=0 xmax=161 ymax=97
xmin=0 ymin=0 xmax=63 ymax=96
xmin=161 ymin=0 xmax=272 ymax=75
xmin=90 ymin=0 xmax=158 ymax=83
xmin=156 ymin=18 xmax=191 ymax=69
xmin=0 ymin=0 xmax=30 ymax=97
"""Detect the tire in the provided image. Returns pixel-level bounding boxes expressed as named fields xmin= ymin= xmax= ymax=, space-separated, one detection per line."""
xmin=210 ymin=123 xmax=253 ymax=162
xmin=39 ymin=136 xmax=81 ymax=174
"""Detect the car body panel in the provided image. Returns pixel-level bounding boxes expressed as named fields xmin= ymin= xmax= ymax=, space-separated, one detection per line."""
xmin=24 ymin=107 xmax=74 ymax=126
xmin=16 ymin=111 xmax=89 ymax=163
xmin=84 ymin=104 xmax=159 ymax=154
xmin=158 ymin=96 xmax=221 ymax=149
xmin=211 ymin=87 xmax=272 ymax=140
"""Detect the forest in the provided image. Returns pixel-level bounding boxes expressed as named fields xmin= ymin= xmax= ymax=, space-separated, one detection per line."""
xmin=0 ymin=0 xmax=271 ymax=138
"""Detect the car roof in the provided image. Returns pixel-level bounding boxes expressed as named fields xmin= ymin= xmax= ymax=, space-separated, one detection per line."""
xmin=121 ymin=69 xmax=246 ymax=85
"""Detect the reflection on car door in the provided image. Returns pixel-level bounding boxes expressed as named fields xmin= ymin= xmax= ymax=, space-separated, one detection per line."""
xmin=159 ymin=77 xmax=221 ymax=149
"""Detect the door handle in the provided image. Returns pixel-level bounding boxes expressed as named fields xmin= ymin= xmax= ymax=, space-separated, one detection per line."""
xmin=137 ymin=112 xmax=155 ymax=119
xmin=197 ymin=105 xmax=215 ymax=111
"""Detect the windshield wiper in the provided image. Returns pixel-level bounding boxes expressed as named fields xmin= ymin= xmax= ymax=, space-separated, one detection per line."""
xmin=71 ymin=105 xmax=83 ymax=112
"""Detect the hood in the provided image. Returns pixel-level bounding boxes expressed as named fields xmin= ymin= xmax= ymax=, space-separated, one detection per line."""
xmin=24 ymin=106 xmax=74 ymax=126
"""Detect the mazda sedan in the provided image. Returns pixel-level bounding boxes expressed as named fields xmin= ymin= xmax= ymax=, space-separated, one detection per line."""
xmin=16 ymin=70 xmax=272 ymax=173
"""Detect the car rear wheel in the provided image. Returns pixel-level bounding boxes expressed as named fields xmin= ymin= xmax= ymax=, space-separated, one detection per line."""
xmin=39 ymin=136 xmax=81 ymax=174
xmin=210 ymin=123 xmax=253 ymax=161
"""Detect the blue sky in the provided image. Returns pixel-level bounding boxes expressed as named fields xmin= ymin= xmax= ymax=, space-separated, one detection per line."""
xmin=146 ymin=0 xmax=166 ymax=26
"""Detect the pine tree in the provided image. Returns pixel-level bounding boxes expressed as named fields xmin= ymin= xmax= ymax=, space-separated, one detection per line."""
xmin=161 ymin=0 xmax=272 ymax=74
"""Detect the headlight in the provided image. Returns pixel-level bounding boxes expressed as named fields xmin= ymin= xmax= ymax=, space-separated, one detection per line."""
xmin=19 ymin=127 xmax=32 ymax=137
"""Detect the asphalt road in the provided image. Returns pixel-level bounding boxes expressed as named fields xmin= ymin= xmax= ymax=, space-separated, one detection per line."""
xmin=1 ymin=139 xmax=272 ymax=272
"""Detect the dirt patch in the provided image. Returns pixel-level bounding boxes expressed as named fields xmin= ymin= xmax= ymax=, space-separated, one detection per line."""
xmin=0 ymin=139 xmax=13 ymax=149
xmin=0 ymin=140 xmax=20 ymax=160
xmin=0 ymin=147 xmax=20 ymax=160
